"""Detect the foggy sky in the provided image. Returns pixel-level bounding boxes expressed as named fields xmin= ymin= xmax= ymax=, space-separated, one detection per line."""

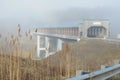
xmin=0 ymin=0 xmax=120 ymax=37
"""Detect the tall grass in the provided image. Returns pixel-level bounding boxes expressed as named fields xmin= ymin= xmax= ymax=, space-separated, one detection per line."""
xmin=0 ymin=25 xmax=120 ymax=80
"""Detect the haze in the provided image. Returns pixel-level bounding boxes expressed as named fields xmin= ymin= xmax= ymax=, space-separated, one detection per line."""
xmin=0 ymin=0 xmax=120 ymax=37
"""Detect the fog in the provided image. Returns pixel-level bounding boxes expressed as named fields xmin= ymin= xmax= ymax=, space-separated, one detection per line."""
xmin=0 ymin=0 xmax=120 ymax=37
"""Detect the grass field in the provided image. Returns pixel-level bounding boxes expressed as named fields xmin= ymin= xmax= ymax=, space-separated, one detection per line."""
xmin=0 ymin=36 xmax=120 ymax=80
xmin=0 ymin=27 xmax=120 ymax=80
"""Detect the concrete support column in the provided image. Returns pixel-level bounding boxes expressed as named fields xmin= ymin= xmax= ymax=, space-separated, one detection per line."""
xmin=98 ymin=28 xmax=100 ymax=37
xmin=95 ymin=28 xmax=97 ymax=36
xmin=94 ymin=28 xmax=95 ymax=36
xmin=45 ymin=37 xmax=50 ymax=57
xmin=57 ymin=39 xmax=63 ymax=51
xmin=37 ymin=35 xmax=40 ymax=57
xmin=97 ymin=28 xmax=99 ymax=36
xmin=92 ymin=28 xmax=94 ymax=36
xmin=37 ymin=36 xmax=50 ymax=58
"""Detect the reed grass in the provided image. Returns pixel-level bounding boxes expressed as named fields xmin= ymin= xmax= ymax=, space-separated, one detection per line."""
xmin=0 ymin=25 xmax=120 ymax=80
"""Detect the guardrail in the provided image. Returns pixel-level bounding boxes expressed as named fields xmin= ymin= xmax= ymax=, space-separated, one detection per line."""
xmin=67 ymin=62 xmax=120 ymax=80
xmin=87 ymin=38 xmax=120 ymax=42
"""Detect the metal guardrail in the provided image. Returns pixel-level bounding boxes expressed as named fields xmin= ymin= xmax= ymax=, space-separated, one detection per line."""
xmin=67 ymin=63 xmax=120 ymax=80
xmin=87 ymin=38 xmax=120 ymax=42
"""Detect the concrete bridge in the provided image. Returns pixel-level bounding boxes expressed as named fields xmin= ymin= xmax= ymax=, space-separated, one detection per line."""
xmin=32 ymin=19 xmax=110 ymax=59
xmin=33 ymin=32 xmax=80 ymax=59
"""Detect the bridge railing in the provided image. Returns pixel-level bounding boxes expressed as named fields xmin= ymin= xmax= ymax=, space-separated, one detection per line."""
xmin=37 ymin=27 xmax=79 ymax=37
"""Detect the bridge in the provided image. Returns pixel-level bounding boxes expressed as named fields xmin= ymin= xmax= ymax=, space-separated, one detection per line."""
xmin=32 ymin=31 xmax=80 ymax=59
xmin=32 ymin=20 xmax=110 ymax=59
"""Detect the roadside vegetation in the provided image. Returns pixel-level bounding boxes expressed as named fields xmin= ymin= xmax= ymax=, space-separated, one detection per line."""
xmin=0 ymin=25 xmax=120 ymax=80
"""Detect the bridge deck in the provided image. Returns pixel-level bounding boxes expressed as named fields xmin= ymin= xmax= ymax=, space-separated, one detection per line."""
xmin=33 ymin=32 xmax=80 ymax=41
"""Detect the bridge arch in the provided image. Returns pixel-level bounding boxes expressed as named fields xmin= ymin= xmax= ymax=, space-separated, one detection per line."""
xmin=87 ymin=26 xmax=107 ymax=38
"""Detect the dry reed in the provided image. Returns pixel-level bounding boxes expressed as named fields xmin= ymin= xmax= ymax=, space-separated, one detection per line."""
xmin=0 ymin=25 xmax=120 ymax=80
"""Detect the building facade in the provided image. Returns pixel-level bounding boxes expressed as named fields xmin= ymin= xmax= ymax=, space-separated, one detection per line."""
xmin=79 ymin=19 xmax=110 ymax=39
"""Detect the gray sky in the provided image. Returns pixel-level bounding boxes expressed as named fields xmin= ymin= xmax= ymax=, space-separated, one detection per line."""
xmin=0 ymin=0 xmax=120 ymax=37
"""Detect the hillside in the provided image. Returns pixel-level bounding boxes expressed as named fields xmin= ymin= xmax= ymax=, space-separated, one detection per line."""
xmin=0 ymin=39 xmax=120 ymax=80
xmin=46 ymin=39 xmax=120 ymax=77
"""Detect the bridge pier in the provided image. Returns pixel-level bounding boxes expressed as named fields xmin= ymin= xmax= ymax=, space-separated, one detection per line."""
xmin=57 ymin=39 xmax=63 ymax=51
xmin=45 ymin=37 xmax=50 ymax=57
xmin=37 ymin=35 xmax=50 ymax=58
xmin=37 ymin=35 xmax=40 ymax=57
